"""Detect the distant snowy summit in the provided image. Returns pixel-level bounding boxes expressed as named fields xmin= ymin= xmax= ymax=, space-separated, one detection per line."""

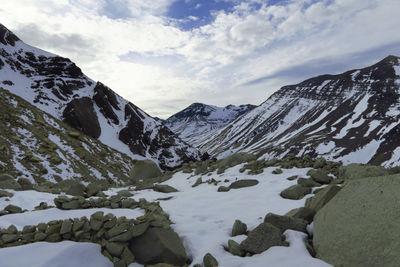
xmin=203 ymin=55 xmax=400 ymax=167
xmin=165 ymin=103 xmax=256 ymax=148
xmin=0 ymin=23 xmax=203 ymax=169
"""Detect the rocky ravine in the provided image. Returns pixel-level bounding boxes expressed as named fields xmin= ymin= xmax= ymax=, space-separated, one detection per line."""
xmin=165 ymin=103 xmax=255 ymax=149
xmin=0 ymin=23 xmax=203 ymax=169
xmin=202 ymin=56 xmax=400 ymax=167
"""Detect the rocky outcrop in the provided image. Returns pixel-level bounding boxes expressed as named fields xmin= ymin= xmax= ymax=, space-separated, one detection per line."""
xmin=313 ymin=174 xmax=400 ymax=266
xmin=63 ymin=97 xmax=101 ymax=139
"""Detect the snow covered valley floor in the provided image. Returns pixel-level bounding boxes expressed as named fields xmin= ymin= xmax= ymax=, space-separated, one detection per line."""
xmin=0 ymin=164 xmax=332 ymax=267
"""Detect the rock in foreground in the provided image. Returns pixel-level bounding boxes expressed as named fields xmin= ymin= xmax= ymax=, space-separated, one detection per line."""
xmin=314 ymin=174 xmax=400 ymax=267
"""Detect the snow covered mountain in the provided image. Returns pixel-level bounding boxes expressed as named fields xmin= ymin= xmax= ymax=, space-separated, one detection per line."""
xmin=165 ymin=103 xmax=255 ymax=148
xmin=203 ymin=55 xmax=400 ymax=167
xmin=0 ymin=23 xmax=202 ymax=169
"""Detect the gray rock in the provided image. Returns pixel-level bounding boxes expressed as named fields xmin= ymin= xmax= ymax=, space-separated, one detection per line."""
xmin=217 ymin=186 xmax=230 ymax=192
xmin=192 ymin=177 xmax=202 ymax=187
xmin=86 ymin=183 xmax=102 ymax=197
xmin=154 ymin=184 xmax=178 ymax=193
xmin=65 ymin=181 xmax=86 ymax=197
xmin=4 ymin=204 xmax=22 ymax=214
xmin=305 ymin=185 xmax=341 ymax=213
xmin=131 ymin=222 xmax=149 ymax=237
xmin=34 ymin=232 xmax=47 ymax=241
xmin=232 ymin=220 xmax=247 ymax=236
xmin=2 ymin=234 xmax=19 ymax=243
xmin=129 ymin=227 xmax=188 ymax=266
xmin=22 ymin=225 xmax=36 ymax=234
xmin=229 ymin=179 xmax=259 ymax=189
xmin=62 ymin=199 xmax=81 ymax=210
xmin=203 ymin=253 xmax=218 ymax=267
xmin=286 ymin=175 xmax=298 ymax=181
xmin=228 ymin=240 xmax=244 ymax=256
xmin=0 ymin=190 xmax=13 ymax=198
xmin=297 ymin=178 xmax=321 ymax=187
xmin=285 ymin=207 xmax=316 ymax=223
xmin=338 ymin=163 xmax=389 ymax=180
xmin=240 ymin=223 xmax=283 ymax=254
xmin=129 ymin=160 xmax=162 ymax=182
xmin=105 ymin=242 xmax=125 ymax=257
xmin=60 ymin=219 xmax=72 ymax=235
xmin=0 ymin=173 xmax=21 ymax=190
xmin=106 ymin=223 xmax=129 ymax=239
xmin=121 ymin=247 xmax=135 ymax=265
xmin=280 ymin=184 xmax=311 ymax=200
xmin=313 ymin=174 xmax=400 ymax=267
xmin=272 ymin=168 xmax=283 ymax=174
xmin=117 ymin=189 xmax=133 ymax=197
xmin=264 ymin=213 xmax=308 ymax=233
xmin=307 ymin=170 xmax=332 ymax=184
xmin=17 ymin=178 xmax=33 ymax=190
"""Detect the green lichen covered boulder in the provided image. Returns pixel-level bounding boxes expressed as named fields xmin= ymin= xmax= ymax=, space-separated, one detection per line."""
xmin=313 ymin=174 xmax=400 ymax=267
xmin=129 ymin=160 xmax=163 ymax=182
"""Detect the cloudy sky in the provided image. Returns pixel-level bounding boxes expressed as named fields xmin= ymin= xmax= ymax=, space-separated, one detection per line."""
xmin=1 ymin=0 xmax=399 ymax=118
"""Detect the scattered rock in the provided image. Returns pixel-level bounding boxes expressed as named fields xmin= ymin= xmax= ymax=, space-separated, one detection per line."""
xmin=240 ymin=223 xmax=284 ymax=254
xmin=154 ymin=184 xmax=179 ymax=193
xmin=264 ymin=213 xmax=308 ymax=233
xmin=272 ymin=168 xmax=283 ymax=174
xmin=129 ymin=227 xmax=188 ymax=266
xmin=86 ymin=183 xmax=102 ymax=197
xmin=4 ymin=204 xmax=22 ymax=214
xmin=17 ymin=178 xmax=33 ymax=190
xmin=203 ymin=253 xmax=218 ymax=267
xmin=228 ymin=240 xmax=244 ymax=256
xmin=285 ymin=207 xmax=316 ymax=223
xmin=192 ymin=177 xmax=202 ymax=187
xmin=117 ymin=190 xmax=133 ymax=197
xmin=217 ymin=186 xmax=230 ymax=192
xmin=64 ymin=181 xmax=86 ymax=197
xmin=305 ymin=185 xmax=341 ymax=213
xmin=232 ymin=219 xmax=247 ymax=236
xmin=0 ymin=174 xmax=21 ymax=190
xmin=229 ymin=179 xmax=259 ymax=189
xmin=297 ymin=178 xmax=321 ymax=187
xmin=307 ymin=170 xmax=332 ymax=184
xmin=286 ymin=175 xmax=298 ymax=181
xmin=0 ymin=190 xmax=13 ymax=198
xmin=280 ymin=185 xmax=311 ymax=200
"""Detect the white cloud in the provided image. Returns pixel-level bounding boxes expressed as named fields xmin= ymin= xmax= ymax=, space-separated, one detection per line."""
xmin=0 ymin=0 xmax=399 ymax=118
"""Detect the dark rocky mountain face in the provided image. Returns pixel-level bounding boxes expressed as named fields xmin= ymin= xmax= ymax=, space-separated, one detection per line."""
xmin=0 ymin=23 xmax=202 ymax=169
xmin=165 ymin=103 xmax=256 ymax=148
xmin=203 ymin=56 xmax=400 ymax=167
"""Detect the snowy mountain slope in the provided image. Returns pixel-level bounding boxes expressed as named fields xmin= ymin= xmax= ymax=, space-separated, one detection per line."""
xmin=202 ymin=55 xmax=400 ymax=167
xmin=0 ymin=87 xmax=136 ymax=184
xmin=0 ymin=23 xmax=202 ymax=169
xmin=165 ymin=103 xmax=255 ymax=148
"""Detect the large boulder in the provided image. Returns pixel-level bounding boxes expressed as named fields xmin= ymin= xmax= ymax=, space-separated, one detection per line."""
xmin=153 ymin=184 xmax=178 ymax=193
xmin=314 ymin=174 xmax=400 ymax=267
xmin=280 ymin=184 xmax=311 ymax=200
xmin=231 ymin=219 xmax=247 ymax=236
xmin=338 ymin=163 xmax=389 ymax=180
xmin=0 ymin=174 xmax=21 ymax=190
xmin=129 ymin=227 xmax=188 ymax=266
xmin=229 ymin=179 xmax=259 ymax=189
xmin=240 ymin=223 xmax=284 ymax=254
xmin=305 ymin=185 xmax=341 ymax=213
xmin=264 ymin=213 xmax=308 ymax=233
xmin=129 ymin=160 xmax=162 ymax=182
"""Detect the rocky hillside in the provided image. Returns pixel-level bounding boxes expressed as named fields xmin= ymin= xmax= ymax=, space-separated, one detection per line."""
xmin=0 ymin=86 xmax=136 ymax=185
xmin=165 ymin=103 xmax=255 ymax=148
xmin=0 ymin=23 xmax=202 ymax=169
xmin=203 ymin=56 xmax=400 ymax=167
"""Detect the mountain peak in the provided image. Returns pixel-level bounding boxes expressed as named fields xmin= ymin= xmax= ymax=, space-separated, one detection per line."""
xmin=0 ymin=24 xmax=20 ymax=46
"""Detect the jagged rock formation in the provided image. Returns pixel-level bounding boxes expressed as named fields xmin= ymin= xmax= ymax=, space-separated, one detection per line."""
xmin=0 ymin=87 xmax=134 ymax=184
xmin=203 ymin=55 xmax=400 ymax=167
xmin=165 ymin=103 xmax=255 ymax=148
xmin=0 ymin=23 xmax=201 ymax=169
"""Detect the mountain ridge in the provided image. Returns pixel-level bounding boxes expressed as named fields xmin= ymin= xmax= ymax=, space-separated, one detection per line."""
xmin=165 ymin=102 xmax=256 ymax=149
xmin=0 ymin=23 xmax=203 ymax=169
xmin=202 ymin=55 xmax=400 ymax=167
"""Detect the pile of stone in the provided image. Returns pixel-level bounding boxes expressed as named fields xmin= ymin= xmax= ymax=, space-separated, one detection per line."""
xmin=54 ymin=195 xmax=138 ymax=210
xmin=0 ymin=199 xmax=190 ymax=267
